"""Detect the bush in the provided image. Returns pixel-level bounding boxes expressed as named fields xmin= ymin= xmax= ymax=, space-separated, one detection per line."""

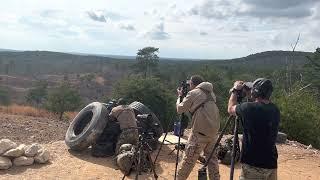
xmin=112 ymin=76 xmax=176 ymax=128
xmin=46 ymin=84 xmax=82 ymax=120
xmin=275 ymin=85 xmax=320 ymax=148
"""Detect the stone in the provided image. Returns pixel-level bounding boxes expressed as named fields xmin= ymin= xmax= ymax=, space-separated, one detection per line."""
xmin=0 ymin=156 xmax=12 ymax=170
xmin=276 ymin=132 xmax=287 ymax=144
xmin=307 ymin=144 xmax=313 ymax=150
xmin=34 ymin=149 xmax=50 ymax=164
xmin=3 ymin=147 xmax=24 ymax=158
xmin=24 ymin=143 xmax=42 ymax=157
xmin=13 ymin=156 xmax=34 ymax=166
xmin=0 ymin=139 xmax=18 ymax=155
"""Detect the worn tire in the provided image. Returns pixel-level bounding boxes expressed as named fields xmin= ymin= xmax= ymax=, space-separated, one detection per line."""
xmin=65 ymin=102 xmax=109 ymax=151
xmin=128 ymin=101 xmax=164 ymax=140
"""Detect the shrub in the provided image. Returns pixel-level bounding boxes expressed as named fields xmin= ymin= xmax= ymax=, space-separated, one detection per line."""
xmin=46 ymin=84 xmax=82 ymax=120
xmin=275 ymin=85 xmax=320 ymax=148
xmin=112 ymin=76 xmax=176 ymax=128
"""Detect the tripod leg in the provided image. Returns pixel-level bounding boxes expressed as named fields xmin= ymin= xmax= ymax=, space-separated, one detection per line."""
xmin=230 ymin=117 xmax=239 ymax=180
xmin=154 ymin=117 xmax=174 ymax=164
xmin=146 ymin=148 xmax=158 ymax=179
xmin=200 ymin=115 xmax=234 ymax=170
xmin=168 ymin=148 xmax=176 ymax=155
xmin=135 ymin=146 xmax=142 ymax=180
xmin=174 ymin=117 xmax=183 ymax=180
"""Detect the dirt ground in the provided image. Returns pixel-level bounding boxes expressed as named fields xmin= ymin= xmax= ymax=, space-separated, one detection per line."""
xmin=1 ymin=113 xmax=320 ymax=180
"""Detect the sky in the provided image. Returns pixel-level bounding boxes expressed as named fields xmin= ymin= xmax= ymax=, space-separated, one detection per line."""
xmin=0 ymin=0 xmax=319 ymax=59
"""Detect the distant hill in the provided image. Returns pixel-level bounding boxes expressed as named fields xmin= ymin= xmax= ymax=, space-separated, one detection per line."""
xmin=0 ymin=49 xmax=312 ymax=104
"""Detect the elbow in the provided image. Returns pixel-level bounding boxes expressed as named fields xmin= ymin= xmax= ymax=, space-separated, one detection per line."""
xmin=227 ymin=105 xmax=236 ymax=115
xmin=227 ymin=106 xmax=232 ymax=115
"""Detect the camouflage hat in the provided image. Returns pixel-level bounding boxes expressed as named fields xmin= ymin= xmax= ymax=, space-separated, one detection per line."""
xmin=119 ymin=144 xmax=133 ymax=153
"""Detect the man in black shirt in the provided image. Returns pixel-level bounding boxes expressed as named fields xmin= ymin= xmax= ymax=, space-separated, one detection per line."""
xmin=227 ymin=78 xmax=280 ymax=180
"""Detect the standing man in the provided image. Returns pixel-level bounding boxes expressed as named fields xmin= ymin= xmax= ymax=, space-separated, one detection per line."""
xmin=228 ymin=78 xmax=280 ymax=180
xmin=176 ymin=75 xmax=220 ymax=180
xmin=109 ymin=99 xmax=139 ymax=154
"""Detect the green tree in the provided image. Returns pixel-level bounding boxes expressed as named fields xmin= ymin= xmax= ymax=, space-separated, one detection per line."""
xmin=112 ymin=76 xmax=175 ymax=127
xmin=133 ymin=47 xmax=160 ymax=78
xmin=46 ymin=84 xmax=82 ymax=120
xmin=26 ymin=81 xmax=48 ymax=107
xmin=304 ymin=48 xmax=320 ymax=95
xmin=0 ymin=88 xmax=10 ymax=106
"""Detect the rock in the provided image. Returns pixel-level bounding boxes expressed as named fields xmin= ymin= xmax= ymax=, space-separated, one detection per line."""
xmin=25 ymin=143 xmax=42 ymax=157
xmin=276 ymin=132 xmax=287 ymax=144
xmin=307 ymin=144 xmax=313 ymax=150
xmin=0 ymin=139 xmax=18 ymax=155
xmin=34 ymin=149 xmax=50 ymax=164
xmin=13 ymin=156 xmax=34 ymax=166
xmin=3 ymin=144 xmax=25 ymax=158
xmin=0 ymin=156 xmax=12 ymax=170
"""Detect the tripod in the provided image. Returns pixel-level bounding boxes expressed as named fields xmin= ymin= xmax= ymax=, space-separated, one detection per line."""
xmin=198 ymin=115 xmax=240 ymax=180
xmin=122 ymin=133 xmax=158 ymax=180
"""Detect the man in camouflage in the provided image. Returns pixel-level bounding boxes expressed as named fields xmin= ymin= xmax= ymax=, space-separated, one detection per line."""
xmin=109 ymin=99 xmax=139 ymax=155
xmin=176 ymin=75 xmax=220 ymax=180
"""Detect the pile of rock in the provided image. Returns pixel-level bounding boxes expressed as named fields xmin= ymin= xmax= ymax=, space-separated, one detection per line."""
xmin=0 ymin=139 xmax=50 ymax=170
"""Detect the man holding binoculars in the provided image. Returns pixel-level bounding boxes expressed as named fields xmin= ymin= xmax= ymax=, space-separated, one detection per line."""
xmin=228 ymin=78 xmax=280 ymax=180
xmin=176 ymin=75 xmax=221 ymax=180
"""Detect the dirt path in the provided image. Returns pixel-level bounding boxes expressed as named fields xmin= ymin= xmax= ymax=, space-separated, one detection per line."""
xmin=1 ymin=113 xmax=320 ymax=179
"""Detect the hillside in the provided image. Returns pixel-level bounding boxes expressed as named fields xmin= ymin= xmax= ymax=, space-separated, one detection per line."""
xmin=0 ymin=50 xmax=312 ymax=104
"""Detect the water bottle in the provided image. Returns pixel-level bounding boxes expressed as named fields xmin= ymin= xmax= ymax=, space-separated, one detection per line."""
xmin=174 ymin=121 xmax=181 ymax=136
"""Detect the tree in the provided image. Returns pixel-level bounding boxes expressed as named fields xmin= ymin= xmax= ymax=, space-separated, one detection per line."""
xmin=133 ymin=47 xmax=160 ymax=78
xmin=46 ymin=84 xmax=82 ymax=120
xmin=304 ymin=48 xmax=320 ymax=96
xmin=0 ymin=88 xmax=10 ymax=106
xmin=112 ymin=76 xmax=175 ymax=127
xmin=26 ymin=81 xmax=48 ymax=107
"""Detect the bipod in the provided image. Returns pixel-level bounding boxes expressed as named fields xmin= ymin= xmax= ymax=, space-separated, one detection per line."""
xmin=198 ymin=115 xmax=235 ymax=180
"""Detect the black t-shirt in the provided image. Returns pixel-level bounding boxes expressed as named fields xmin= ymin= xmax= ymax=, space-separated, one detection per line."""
xmin=236 ymin=102 xmax=280 ymax=169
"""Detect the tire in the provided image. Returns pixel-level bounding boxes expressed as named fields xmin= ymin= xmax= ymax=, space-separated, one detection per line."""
xmin=65 ymin=102 xmax=109 ymax=151
xmin=128 ymin=101 xmax=164 ymax=140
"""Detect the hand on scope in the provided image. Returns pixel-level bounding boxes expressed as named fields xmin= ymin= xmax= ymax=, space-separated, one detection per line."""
xmin=233 ymin=81 xmax=244 ymax=90
xmin=229 ymin=81 xmax=244 ymax=94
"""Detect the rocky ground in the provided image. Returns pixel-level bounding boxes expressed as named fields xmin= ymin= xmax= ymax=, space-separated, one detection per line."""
xmin=1 ymin=113 xmax=320 ymax=180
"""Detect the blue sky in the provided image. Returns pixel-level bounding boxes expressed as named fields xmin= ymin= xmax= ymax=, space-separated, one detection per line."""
xmin=0 ymin=0 xmax=319 ymax=59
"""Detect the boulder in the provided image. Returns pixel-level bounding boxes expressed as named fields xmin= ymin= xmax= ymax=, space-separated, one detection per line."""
xmin=0 ymin=139 xmax=18 ymax=155
xmin=276 ymin=132 xmax=287 ymax=144
xmin=0 ymin=156 xmax=12 ymax=170
xmin=24 ymin=143 xmax=42 ymax=157
xmin=3 ymin=144 xmax=26 ymax=158
xmin=13 ymin=156 xmax=34 ymax=166
xmin=34 ymin=149 xmax=50 ymax=164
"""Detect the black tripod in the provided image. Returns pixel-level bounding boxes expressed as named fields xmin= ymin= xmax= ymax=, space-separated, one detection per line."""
xmin=122 ymin=133 xmax=158 ymax=180
xmin=198 ymin=115 xmax=240 ymax=180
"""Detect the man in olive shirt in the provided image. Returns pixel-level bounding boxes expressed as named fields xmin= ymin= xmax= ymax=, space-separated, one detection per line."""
xmin=228 ymin=78 xmax=280 ymax=180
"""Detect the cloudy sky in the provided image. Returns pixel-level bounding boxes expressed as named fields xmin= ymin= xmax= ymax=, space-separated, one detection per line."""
xmin=0 ymin=0 xmax=319 ymax=59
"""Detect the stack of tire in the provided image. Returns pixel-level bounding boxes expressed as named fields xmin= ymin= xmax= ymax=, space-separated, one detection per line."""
xmin=65 ymin=101 xmax=163 ymax=152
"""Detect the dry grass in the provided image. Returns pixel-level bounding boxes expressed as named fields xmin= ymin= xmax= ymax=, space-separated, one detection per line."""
xmin=0 ymin=104 xmax=78 ymax=120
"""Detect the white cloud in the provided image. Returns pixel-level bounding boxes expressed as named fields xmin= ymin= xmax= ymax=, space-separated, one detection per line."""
xmin=0 ymin=0 xmax=319 ymax=59
xmin=144 ymin=22 xmax=170 ymax=40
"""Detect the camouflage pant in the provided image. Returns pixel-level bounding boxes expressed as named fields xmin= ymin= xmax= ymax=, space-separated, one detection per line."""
xmin=240 ymin=164 xmax=277 ymax=180
xmin=177 ymin=133 xmax=220 ymax=180
xmin=115 ymin=128 xmax=139 ymax=154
